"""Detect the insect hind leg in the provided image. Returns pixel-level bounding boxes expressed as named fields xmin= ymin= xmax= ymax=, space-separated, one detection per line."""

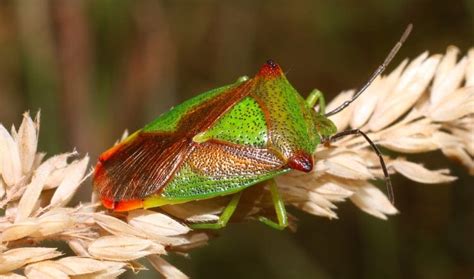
xmin=189 ymin=192 xmax=242 ymax=230
xmin=258 ymin=179 xmax=288 ymax=230
xmin=189 ymin=179 xmax=289 ymax=230
xmin=324 ymin=129 xmax=394 ymax=204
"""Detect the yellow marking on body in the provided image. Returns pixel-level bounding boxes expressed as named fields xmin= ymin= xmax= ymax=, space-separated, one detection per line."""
xmin=122 ymin=130 xmax=141 ymax=144
xmin=192 ymin=131 xmax=210 ymax=143
xmin=143 ymin=195 xmax=190 ymax=208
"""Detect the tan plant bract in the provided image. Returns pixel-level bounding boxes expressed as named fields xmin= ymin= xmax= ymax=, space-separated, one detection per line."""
xmin=0 ymin=47 xmax=472 ymax=278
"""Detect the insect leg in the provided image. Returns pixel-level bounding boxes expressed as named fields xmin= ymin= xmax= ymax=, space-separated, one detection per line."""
xmin=324 ymin=129 xmax=394 ymax=204
xmin=258 ymin=179 xmax=288 ymax=230
xmin=306 ymin=89 xmax=326 ymax=114
xmin=189 ymin=192 xmax=242 ymax=230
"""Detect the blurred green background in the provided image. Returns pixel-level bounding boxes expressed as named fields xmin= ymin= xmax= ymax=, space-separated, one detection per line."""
xmin=0 ymin=1 xmax=473 ymax=278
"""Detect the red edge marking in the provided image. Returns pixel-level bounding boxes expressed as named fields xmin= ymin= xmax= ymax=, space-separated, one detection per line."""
xmin=96 ymin=164 xmax=144 ymax=211
xmin=287 ymin=152 xmax=314 ymax=173
xmin=257 ymin=59 xmax=283 ymax=78
xmin=101 ymin=197 xmax=144 ymax=212
xmin=95 ymin=142 xmax=142 ymax=212
xmin=98 ymin=143 xmax=123 ymax=162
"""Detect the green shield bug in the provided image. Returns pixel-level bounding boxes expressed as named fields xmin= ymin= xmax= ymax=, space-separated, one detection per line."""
xmin=93 ymin=25 xmax=412 ymax=230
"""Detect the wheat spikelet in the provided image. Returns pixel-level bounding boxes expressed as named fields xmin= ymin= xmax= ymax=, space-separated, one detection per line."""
xmin=0 ymin=46 xmax=472 ymax=278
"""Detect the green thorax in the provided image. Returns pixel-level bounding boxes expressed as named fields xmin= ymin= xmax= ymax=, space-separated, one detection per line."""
xmin=142 ymin=61 xmax=327 ymax=164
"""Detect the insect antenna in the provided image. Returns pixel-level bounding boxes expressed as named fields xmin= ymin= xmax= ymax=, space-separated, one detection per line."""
xmin=325 ymin=24 xmax=413 ymax=117
xmin=324 ymin=129 xmax=394 ymax=204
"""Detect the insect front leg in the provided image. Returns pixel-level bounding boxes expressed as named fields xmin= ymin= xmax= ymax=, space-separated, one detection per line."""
xmin=258 ymin=179 xmax=288 ymax=230
xmin=306 ymin=89 xmax=326 ymax=115
xmin=189 ymin=192 xmax=242 ymax=230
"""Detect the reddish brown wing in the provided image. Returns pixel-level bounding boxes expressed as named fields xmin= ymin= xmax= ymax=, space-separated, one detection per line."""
xmin=94 ymin=80 xmax=254 ymax=203
xmin=94 ymin=134 xmax=192 ymax=201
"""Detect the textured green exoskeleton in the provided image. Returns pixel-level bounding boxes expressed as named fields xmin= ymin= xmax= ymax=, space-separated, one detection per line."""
xmin=94 ymin=60 xmax=336 ymax=229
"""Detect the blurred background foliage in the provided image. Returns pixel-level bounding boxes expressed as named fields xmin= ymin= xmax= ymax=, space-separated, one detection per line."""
xmin=0 ymin=1 xmax=473 ymax=278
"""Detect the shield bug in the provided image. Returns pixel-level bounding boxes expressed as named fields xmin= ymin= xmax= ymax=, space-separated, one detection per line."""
xmin=93 ymin=25 xmax=412 ymax=230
